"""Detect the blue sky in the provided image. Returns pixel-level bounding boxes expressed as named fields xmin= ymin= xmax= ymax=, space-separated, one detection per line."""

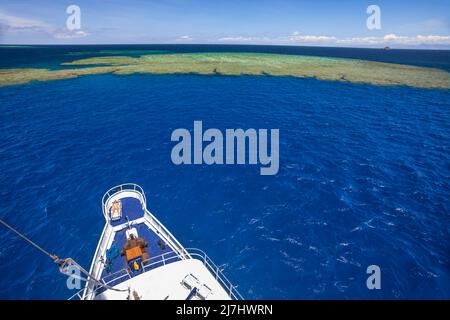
xmin=0 ymin=0 xmax=449 ymax=48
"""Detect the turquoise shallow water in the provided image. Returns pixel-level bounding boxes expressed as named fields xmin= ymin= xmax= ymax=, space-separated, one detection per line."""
xmin=0 ymin=46 xmax=449 ymax=299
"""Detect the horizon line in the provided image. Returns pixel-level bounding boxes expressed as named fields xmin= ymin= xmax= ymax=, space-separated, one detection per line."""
xmin=1 ymin=43 xmax=450 ymax=51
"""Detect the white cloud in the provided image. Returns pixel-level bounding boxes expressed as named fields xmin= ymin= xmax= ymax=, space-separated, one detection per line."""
xmin=216 ymin=31 xmax=450 ymax=47
xmin=0 ymin=12 xmax=89 ymax=40
xmin=337 ymin=33 xmax=450 ymax=46
xmin=176 ymin=35 xmax=193 ymax=41
xmin=383 ymin=33 xmax=407 ymax=41
xmin=415 ymin=34 xmax=450 ymax=43
xmin=53 ymin=29 xmax=89 ymax=39
xmin=289 ymin=31 xmax=337 ymax=43
xmin=217 ymin=32 xmax=337 ymax=44
xmin=218 ymin=36 xmax=255 ymax=42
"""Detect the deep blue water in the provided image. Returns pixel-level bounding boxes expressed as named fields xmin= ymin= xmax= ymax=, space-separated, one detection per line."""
xmin=0 ymin=46 xmax=449 ymax=299
xmin=1 ymin=44 xmax=450 ymax=71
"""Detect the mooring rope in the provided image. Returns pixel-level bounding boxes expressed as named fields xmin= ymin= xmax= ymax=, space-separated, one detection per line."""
xmin=0 ymin=218 xmax=128 ymax=294
xmin=0 ymin=218 xmax=57 ymax=259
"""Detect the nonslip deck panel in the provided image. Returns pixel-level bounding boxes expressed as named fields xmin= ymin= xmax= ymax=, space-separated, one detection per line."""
xmin=102 ymin=224 xmax=177 ymax=275
xmin=96 ymin=199 xmax=181 ymax=292
xmin=109 ymin=197 xmax=145 ymax=227
xmin=92 ymin=197 xmax=182 ymax=294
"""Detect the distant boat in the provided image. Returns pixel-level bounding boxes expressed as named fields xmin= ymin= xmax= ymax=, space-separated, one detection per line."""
xmin=70 ymin=183 xmax=243 ymax=300
xmin=383 ymin=46 xmax=391 ymax=50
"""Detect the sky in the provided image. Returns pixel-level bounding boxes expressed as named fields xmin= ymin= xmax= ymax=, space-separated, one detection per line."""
xmin=0 ymin=0 xmax=449 ymax=48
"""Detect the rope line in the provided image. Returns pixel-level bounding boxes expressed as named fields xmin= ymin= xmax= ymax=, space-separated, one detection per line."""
xmin=0 ymin=218 xmax=57 ymax=259
xmin=0 ymin=218 xmax=128 ymax=295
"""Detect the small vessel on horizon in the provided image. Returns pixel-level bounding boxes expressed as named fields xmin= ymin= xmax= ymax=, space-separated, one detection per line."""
xmin=70 ymin=183 xmax=242 ymax=300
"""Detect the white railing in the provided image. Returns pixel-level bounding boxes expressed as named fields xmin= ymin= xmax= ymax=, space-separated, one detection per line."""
xmin=140 ymin=249 xmax=243 ymax=300
xmin=142 ymin=212 xmax=188 ymax=259
xmin=101 ymin=268 xmax=132 ymax=286
xmin=101 ymin=183 xmax=146 ymax=220
xmin=69 ymin=248 xmax=243 ymax=300
xmin=185 ymin=248 xmax=244 ymax=300
xmin=69 ymin=268 xmax=132 ymax=300
xmin=69 ymin=290 xmax=84 ymax=300
xmin=141 ymin=250 xmax=181 ymax=272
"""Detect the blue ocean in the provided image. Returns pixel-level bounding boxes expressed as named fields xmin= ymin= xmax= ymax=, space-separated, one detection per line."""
xmin=0 ymin=45 xmax=449 ymax=299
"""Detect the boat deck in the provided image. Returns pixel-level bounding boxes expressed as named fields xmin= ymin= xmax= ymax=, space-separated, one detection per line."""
xmin=98 ymin=197 xmax=180 ymax=291
xmin=72 ymin=184 xmax=242 ymax=300
xmin=109 ymin=197 xmax=144 ymax=227
xmin=96 ymin=259 xmax=231 ymax=300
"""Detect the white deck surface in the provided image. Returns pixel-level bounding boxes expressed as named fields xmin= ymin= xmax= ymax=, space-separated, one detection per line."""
xmin=95 ymin=259 xmax=231 ymax=300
